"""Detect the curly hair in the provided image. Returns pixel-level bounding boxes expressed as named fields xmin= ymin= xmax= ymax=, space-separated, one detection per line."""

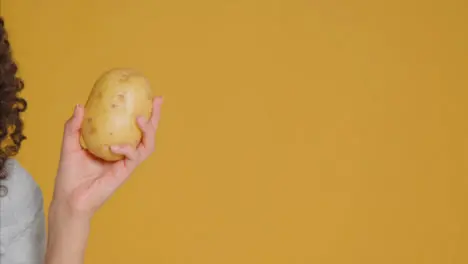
xmin=0 ymin=17 xmax=27 ymax=180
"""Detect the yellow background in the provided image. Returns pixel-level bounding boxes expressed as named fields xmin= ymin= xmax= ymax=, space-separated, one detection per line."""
xmin=2 ymin=0 xmax=468 ymax=263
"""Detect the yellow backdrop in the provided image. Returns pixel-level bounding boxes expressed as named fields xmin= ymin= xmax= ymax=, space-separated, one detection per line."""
xmin=2 ymin=0 xmax=468 ymax=263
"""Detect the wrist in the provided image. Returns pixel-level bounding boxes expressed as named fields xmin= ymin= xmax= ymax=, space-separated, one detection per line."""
xmin=49 ymin=195 xmax=94 ymax=222
xmin=45 ymin=200 xmax=92 ymax=264
xmin=48 ymin=202 xmax=91 ymax=232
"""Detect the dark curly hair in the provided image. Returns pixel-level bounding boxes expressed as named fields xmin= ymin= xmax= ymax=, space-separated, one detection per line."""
xmin=0 ymin=17 xmax=27 ymax=180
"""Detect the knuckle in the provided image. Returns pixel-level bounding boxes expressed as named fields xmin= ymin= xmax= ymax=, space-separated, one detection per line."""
xmin=148 ymin=146 xmax=155 ymax=154
xmin=64 ymin=119 xmax=73 ymax=130
xmin=137 ymin=151 xmax=144 ymax=161
xmin=146 ymin=121 xmax=155 ymax=129
xmin=147 ymin=143 xmax=156 ymax=154
xmin=140 ymin=146 xmax=154 ymax=160
xmin=144 ymin=124 xmax=155 ymax=134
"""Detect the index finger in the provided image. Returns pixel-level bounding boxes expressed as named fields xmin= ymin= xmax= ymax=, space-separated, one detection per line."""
xmin=150 ymin=96 xmax=163 ymax=129
xmin=62 ymin=104 xmax=85 ymax=153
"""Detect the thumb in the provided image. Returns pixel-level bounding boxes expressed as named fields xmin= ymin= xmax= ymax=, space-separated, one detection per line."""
xmin=62 ymin=104 xmax=84 ymax=153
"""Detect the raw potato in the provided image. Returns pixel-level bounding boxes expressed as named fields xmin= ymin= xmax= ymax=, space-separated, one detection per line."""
xmin=81 ymin=68 xmax=153 ymax=161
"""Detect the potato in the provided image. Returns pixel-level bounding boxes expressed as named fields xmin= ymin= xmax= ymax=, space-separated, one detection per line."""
xmin=81 ymin=68 xmax=153 ymax=161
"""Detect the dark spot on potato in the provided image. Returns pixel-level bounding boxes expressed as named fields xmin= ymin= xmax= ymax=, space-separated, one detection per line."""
xmin=109 ymin=132 xmax=113 ymax=136
xmin=117 ymin=93 xmax=125 ymax=102
xmin=111 ymin=94 xmax=126 ymax=109
xmin=119 ymin=73 xmax=130 ymax=82
xmin=88 ymin=126 xmax=97 ymax=134
xmin=87 ymin=117 xmax=93 ymax=123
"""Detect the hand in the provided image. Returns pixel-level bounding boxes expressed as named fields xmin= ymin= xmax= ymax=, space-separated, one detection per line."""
xmin=45 ymin=96 xmax=162 ymax=264
xmin=50 ymin=96 xmax=163 ymax=219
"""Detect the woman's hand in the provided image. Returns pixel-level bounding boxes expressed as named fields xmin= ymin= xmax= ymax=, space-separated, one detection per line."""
xmin=45 ymin=96 xmax=163 ymax=264
xmin=51 ymin=96 xmax=163 ymax=218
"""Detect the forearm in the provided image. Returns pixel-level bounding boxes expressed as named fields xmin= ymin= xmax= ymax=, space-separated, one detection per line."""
xmin=45 ymin=202 xmax=91 ymax=264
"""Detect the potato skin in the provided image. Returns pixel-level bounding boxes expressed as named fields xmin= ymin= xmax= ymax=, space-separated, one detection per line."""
xmin=81 ymin=68 xmax=153 ymax=161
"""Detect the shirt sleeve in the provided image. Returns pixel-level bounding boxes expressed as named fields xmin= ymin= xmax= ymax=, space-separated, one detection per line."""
xmin=3 ymin=202 xmax=46 ymax=264
xmin=0 ymin=160 xmax=47 ymax=264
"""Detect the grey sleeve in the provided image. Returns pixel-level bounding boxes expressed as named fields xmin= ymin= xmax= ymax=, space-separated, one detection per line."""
xmin=0 ymin=183 xmax=47 ymax=264
xmin=3 ymin=203 xmax=46 ymax=264
xmin=0 ymin=160 xmax=47 ymax=264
